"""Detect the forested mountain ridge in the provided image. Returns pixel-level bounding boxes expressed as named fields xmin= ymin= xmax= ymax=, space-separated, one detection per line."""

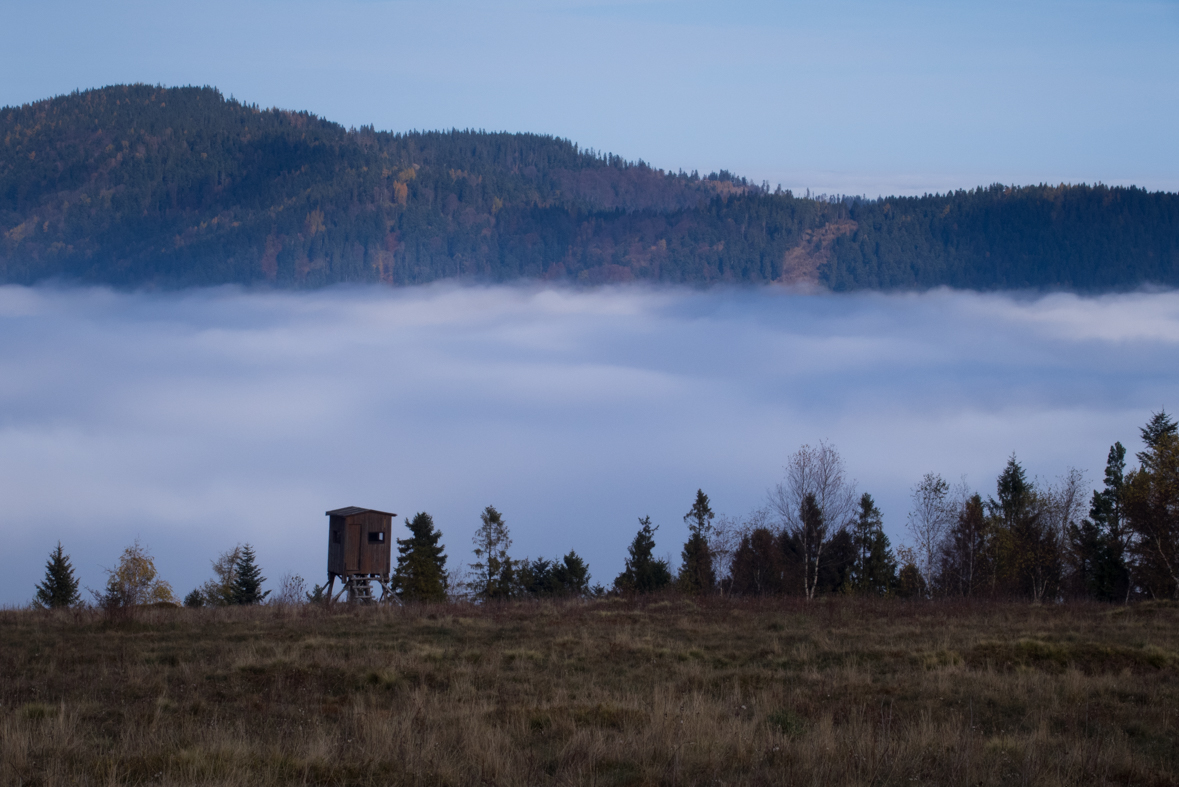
xmin=2 ymin=84 xmax=1176 ymax=290
xmin=828 ymin=185 xmax=1179 ymax=291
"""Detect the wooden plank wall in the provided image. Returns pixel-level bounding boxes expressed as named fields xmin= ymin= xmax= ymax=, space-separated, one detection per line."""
xmin=327 ymin=515 xmax=345 ymax=576
xmin=329 ymin=511 xmax=392 ymax=577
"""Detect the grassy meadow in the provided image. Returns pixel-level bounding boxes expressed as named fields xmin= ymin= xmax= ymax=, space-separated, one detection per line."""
xmin=2 ymin=597 xmax=1178 ymax=786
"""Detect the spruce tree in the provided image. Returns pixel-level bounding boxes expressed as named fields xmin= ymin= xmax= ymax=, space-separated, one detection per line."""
xmin=1124 ymin=416 xmax=1179 ymax=600
xmin=1072 ymin=442 xmax=1130 ymax=601
xmin=989 ymin=455 xmax=1059 ymax=600
xmin=517 ymin=551 xmax=592 ymax=597
xmin=1141 ymin=409 xmax=1178 ymax=449
xmin=469 ymin=505 xmax=514 ymax=600
xmin=729 ymin=528 xmax=786 ymax=596
xmin=684 ymin=489 xmax=715 ymax=535
xmin=393 ymin=512 xmax=448 ymax=602
xmin=850 ymin=494 xmax=897 ymax=595
xmin=942 ymin=494 xmax=992 ymax=597
xmin=552 ymin=550 xmax=590 ymax=596
xmin=515 ymin=558 xmax=552 ymax=597
xmin=1139 ymin=410 xmax=1178 ymax=469
xmin=614 ymin=516 xmax=671 ymax=593
xmin=678 ymin=489 xmax=716 ymax=594
xmin=34 ymin=541 xmax=81 ymax=608
xmin=992 ymin=455 xmax=1033 ymax=526
xmin=229 ymin=544 xmax=269 ymax=605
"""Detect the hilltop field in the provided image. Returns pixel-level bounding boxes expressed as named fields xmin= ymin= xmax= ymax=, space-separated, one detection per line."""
xmin=2 ymin=597 xmax=1177 ymax=786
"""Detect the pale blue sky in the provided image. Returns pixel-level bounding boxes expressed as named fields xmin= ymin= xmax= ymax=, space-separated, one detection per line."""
xmin=3 ymin=0 xmax=1177 ymax=195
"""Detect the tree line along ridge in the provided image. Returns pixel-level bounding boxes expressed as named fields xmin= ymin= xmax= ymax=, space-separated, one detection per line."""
xmin=30 ymin=411 xmax=1179 ymax=610
xmin=3 ymin=84 xmax=1177 ymax=291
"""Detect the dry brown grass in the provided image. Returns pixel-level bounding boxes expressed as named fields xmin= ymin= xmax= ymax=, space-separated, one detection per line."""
xmin=1 ymin=596 xmax=1177 ymax=786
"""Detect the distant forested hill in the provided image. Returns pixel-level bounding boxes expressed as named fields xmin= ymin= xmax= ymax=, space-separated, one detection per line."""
xmin=2 ymin=84 xmax=1176 ymax=290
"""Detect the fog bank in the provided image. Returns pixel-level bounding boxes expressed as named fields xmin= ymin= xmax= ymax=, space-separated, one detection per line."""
xmin=1 ymin=283 xmax=1174 ymax=605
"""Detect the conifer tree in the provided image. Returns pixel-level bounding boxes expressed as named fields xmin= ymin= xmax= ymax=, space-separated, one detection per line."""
xmin=230 ymin=543 xmax=269 ymax=605
xmin=678 ymin=489 xmax=716 ymax=594
xmin=1071 ymin=443 xmax=1130 ymax=601
xmin=469 ymin=505 xmax=514 ymax=599
xmin=941 ymin=493 xmax=992 ymax=597
xmin=552 ymin=550 xmax=591 ymax=596
xmin=614 ymin=516 xmax=671 ymax=593
xmin=393 ymin=512 xmax=448 ymax=602
xmin=988 ymin=455 xmax=1060 ymax=600
xmin=34 ymin=541 xmax=81 ymax=608
xmin=1125 ymin=421 xmax=1179 ymax=600
xmin=896 ymin=560 xmax=927 ymax=598
xmin=1139 ymin=410 xmax=1178 ymax=470
xmin=515 ymin=558 xmax=555 ymax=597
xmin=850 ymin=493 xmax=897 ymax=595
xmin=729 ymin=528 xmax=785 ymax=596
xmin=517 ymin=550 xmax=592 ymax=597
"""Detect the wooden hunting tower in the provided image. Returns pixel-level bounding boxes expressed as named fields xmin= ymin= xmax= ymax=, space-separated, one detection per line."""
xmin=325 ymin=506 xmax=396 ymax=604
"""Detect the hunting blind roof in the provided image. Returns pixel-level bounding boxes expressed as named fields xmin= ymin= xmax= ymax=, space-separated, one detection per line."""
xmin=326 ymin=507 xmax=397 ymax=517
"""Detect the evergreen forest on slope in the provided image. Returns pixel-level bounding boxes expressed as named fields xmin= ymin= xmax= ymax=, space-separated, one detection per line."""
xmin=2 ymin=84 xmax=1176 ymax=290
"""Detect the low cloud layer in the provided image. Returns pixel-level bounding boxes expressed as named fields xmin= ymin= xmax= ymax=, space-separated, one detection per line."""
xmin=1 ymin=283 xmax=1175 ymax=605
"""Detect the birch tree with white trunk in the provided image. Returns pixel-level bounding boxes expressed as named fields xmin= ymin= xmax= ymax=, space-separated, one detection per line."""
xmin=768 ymin=442 xmax=856 ymax=599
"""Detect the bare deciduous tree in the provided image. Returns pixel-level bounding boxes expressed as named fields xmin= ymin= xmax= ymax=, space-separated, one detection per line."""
xmin=768 ymin=442 xmax=856 ymax=599
xmin=273 ymin=573 xmax=308 ymax=606
xmin=1040 ymin=467 xmax=1087 ymax=595
xmin=906 ymin=473 xmax=953 ymax=594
